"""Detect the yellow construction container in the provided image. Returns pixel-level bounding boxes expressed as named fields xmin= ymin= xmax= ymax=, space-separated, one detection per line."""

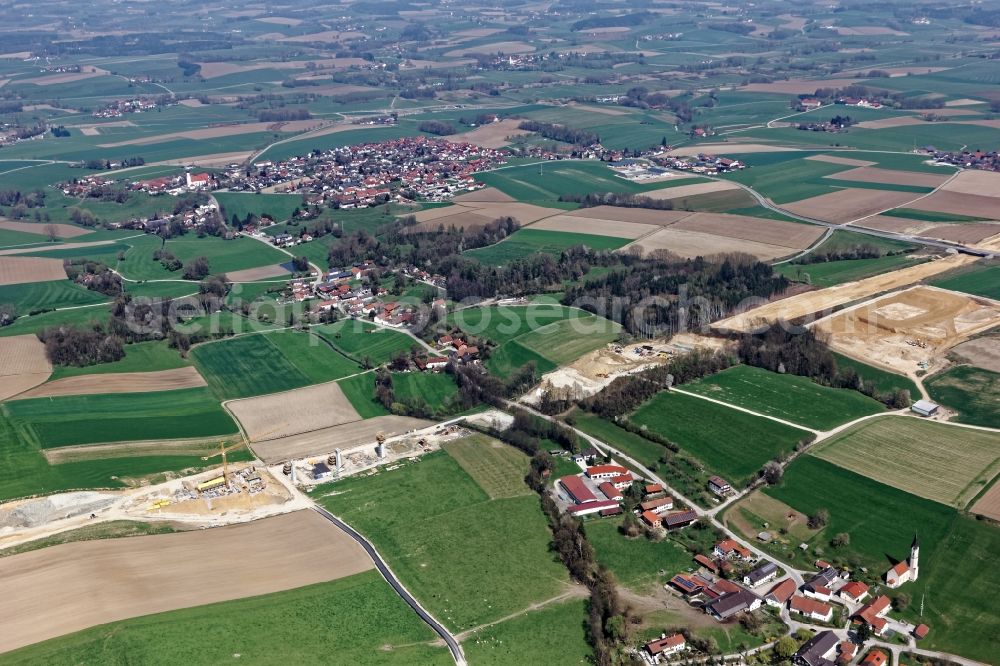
xmin=197 ymin=476 xmax=226 ymax=492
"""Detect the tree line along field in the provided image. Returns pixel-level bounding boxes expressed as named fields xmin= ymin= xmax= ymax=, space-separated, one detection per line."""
xmin=629 ymin=390 xmax=812 ymax=487
xmin=682 ymin=365 xmax=886 ymax=430
xmin=831 ymin=352 xmax=921 ymax=398
xmin=925 ymin=365 xmax=1000 ymax=429
xmin=2 ymin=570 xmax=452 ymax=665
xmin=191 ymin=330 xmax=364 ymax=400
xmin=811 ymin=416 xmax=1000 ymax=508
xmin=46 ymin=341 xmax=188 ymax=381
xmin=313 ymin=448 xmax=571 ymax=633
xmin=759 ymin=455 xmax=1000 ymax=663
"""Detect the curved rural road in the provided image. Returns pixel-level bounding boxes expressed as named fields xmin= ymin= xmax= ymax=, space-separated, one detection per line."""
xmin=311 ymin=506 xmax=467 ymax=666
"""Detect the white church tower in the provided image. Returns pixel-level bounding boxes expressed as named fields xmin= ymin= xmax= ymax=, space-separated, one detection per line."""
xmin=910 ymin=533 xmax=920 ymax=582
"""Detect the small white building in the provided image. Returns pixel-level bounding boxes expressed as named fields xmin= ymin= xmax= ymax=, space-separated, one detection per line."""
xmin=911 ymin=400 xmax=939 ymax=417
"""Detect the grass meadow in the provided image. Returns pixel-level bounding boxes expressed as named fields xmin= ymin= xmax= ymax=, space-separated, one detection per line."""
xmin=776 ymin=254 xmax=926 ymax=288
xmin=812 ymin=416 xmax=1000 ymax=507
xmin=630 ymin=390 xmax=812 ymax=486
xmin=192 ymin=331 xmax=362 ymax=399
xmin=0 ymin=280 xmax=108 ymax=312
xmin=3 ymin=387 xmax=237 ymax=448
xmin=2 ymin=571 xmax=451 ymax=665
xmin=683 ymin=365 xmax=885 ymax=430
xmin=930 ymin=263 xmax=1000 ymax=300
xmin=926 ymin=365 xmax=1000 ymax=429
xmin=314 ymin=450 xmax=569 ymax=632
xmin=461 ymin=599 xmax=591 ymax=666
xmin=314 ymin=320 xmax=414 ymax=366
xmin=831 ymin=352 xmax=921 ymax=398
xmin=763 ymin=455 xmax=1000 ymax=662
xmin=441 ymin=434 xmax=532 ymax=499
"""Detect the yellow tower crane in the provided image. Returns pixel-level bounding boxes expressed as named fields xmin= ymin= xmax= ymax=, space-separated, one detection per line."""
xmin=202 ymin=423 xmax=287 ymax=485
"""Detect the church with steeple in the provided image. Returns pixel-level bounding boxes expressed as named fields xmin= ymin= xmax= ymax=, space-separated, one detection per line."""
xmin=885 ymin=534 xmax=919 ymax=588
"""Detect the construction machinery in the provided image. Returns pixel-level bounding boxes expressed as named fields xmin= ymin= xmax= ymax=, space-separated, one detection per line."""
xmin=201 ymin=422 xmax=286 ymax=485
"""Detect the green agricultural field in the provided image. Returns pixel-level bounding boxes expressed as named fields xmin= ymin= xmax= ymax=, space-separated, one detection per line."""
xmin=926 ymin=365 xmax=1000 ymax=429
xmin=448 ymin=304 xmax=587 ymax=343
xmin=477 ymin=161 xmax=665 ymax=204
xmin=831 ymin=353 xmax=921 ymax=398
xmin=764 ymin=456 xmax=1000 ymax=662
xmin=0 ymin=304 xmax=111 ymax=338
xmin=0 ymin=279 xmax=108 ymax=312
xmin=48 ymin=340 xmax=188 ymax=380
xmin=337 ymin=372 xmax=391 ymax=418
xmin=461 ymin=599 xmax=591 ymax=666
xmin=585 ymin=519 xmax=695 ymax=592
xmin=819 ymin=229 xmax=916 ymax=254
xmin=764 ymin=456 xmax=956 ymax=570
xmin=683 ymin=365 xmax=885 ymax=430
xmin=812 ymin=416 xmax=1000 ymax=507
xmin=447 ymin=304 xmax=618 ymax=377
xmin=392 ymin=372 xmax=459 ymax=413
xmin=124 ymin=280 xmax=201 ymax=299
xmin=214 ymin=192 xmax=305 ymax=224
xmin=930 ymin=263 xmax=1000 ymax=300
xmin=630 ymin=390 xmax=812 ymax=486
xmin=314 ymin=451 xmax=570 ymax=632
xmin=888 ymin=208 xmax=985 ymax=223
xmin=3 ymin=571 xmax=451 ymax=665
xmin=776 ymin=254 xmax=925 ymax=287
xmin=441 ymin=433 xmax=532 ymax=499
xmin=465 ymin=228 xmax=629 ymax=265
xmin=571 ymin=411 xmax=667 ymax=469
xmin=485 ymin=340 xmax=557 ymax=377
xmin=0 ymin=228 xmax=51 ymax=247
xmin=515 ymin=316 xmax=620 ymax=366
xmin=192 ymin=331 xmax=361 ymax=399
xmin=314 ymin=320 xmax=414 ymax=366
xmin=3 ymin=387 xmax=237 ymax=448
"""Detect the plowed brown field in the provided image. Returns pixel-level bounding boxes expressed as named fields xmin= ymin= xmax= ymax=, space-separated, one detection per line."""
xmin=0 ymin=511 xmax=373 ymax=654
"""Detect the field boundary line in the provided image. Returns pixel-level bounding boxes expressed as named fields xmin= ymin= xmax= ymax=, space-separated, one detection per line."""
xmin=669 ymin=387 xmax=820 ymax=434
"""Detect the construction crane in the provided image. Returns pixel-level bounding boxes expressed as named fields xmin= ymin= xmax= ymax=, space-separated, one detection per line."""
xmin=202 ymin=422 xmax=287 ymax=485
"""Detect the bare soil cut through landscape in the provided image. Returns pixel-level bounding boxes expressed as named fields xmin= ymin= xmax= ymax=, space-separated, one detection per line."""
xmin=227 ymin=381 xmax=362 ymax=442
xmin=252 ymin=415 xmax=433 ymax=463
xmin=713 ymin=254 xmax=977 ymax=333
xmin=98 ymin=120 xmax=328 ymax=147
xmin=665 ymin=143 xmax=802 ymax=156
xmin=0 ymin=510 xmax=373 ymax=654
xmin=0 ymin=256 xmax=66 ymax=285
xmin=13 ymin=367 xmax=206 ymax=400
xmin=813 ymin=285 xmax=1000 ymax=375
xmin=0 ymin=334 xmax=52 ymax=401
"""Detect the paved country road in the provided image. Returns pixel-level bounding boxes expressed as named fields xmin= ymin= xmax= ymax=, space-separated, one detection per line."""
xmin=311 ymin=506 xmax=467 ymax=666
